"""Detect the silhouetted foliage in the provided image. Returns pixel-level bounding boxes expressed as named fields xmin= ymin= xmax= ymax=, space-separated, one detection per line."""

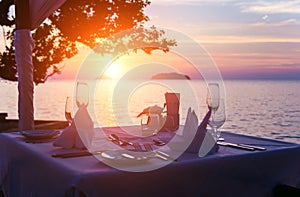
xmin=0 ymin=0 xmax=176 ymax=84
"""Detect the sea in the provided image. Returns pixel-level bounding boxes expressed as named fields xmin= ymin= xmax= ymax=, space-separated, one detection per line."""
xmin=1 ymin=79 xmax=299 ymax=144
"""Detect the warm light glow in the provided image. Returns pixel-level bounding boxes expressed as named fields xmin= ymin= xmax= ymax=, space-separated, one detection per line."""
xmin=196 ymin=36 xmax=300 ymax=44
xmin=105 ymin=62 xmax=124 ymax=79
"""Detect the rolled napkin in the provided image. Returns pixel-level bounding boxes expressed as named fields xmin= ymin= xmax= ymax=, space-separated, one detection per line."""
xmin=53 ymin=106 xmax=94 ymax=149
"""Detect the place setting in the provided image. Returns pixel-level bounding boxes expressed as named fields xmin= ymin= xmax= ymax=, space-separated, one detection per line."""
xmin=51 ymin=91 xmax=180 ymax=164
xmin=48 ymin=91 xmax=183 ymax=167
xmin=16 ymin=79 xmax=268 ymax=170
xmin=18 ymin=82 xmax=266 ymax=164
xmin=17 ymin=81 xmax=267 ymax=164
xmin=16 ymin=129 xmax=61 ymax=144
xmin=20 ymin=130 xmax=61 ymax=140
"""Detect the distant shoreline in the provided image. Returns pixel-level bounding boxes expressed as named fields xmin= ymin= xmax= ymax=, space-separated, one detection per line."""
xmin=151 ymin=72 xmax=191 ymax=80
xmin=1 ymin=78 xmax=300 ymax=84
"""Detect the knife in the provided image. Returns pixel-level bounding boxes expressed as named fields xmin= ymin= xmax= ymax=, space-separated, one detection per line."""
xmin=238 ymin=143 xmax=266 ymax=151
xmin=217 ymin=141 xmax=255 ymax=151
xmin=52 ymin=150 xmax=105 ymax=158
xmin=108 ymin=134 xmax=133 ymax=146
xmin=155 ymin=150 xmax=178 ymax=162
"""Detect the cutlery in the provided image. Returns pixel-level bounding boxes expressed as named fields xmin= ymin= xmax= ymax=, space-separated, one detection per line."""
xmin=108 ymin=134 xmax=123 ymax=145
xmin=121 ymin=153 xmax=149 ymax=161
xmin=153 ymin=139 xmax=166 ymax=146
xmin=121 ymin=139 xmax=134 ymax=146
xmin=52 ymin=149 xmax=175 ymax=161
xmin=108 ymin=134 xmax=125 ymax=146
xmin=238 ymin=143 xmax=266 ymax=151
xmin=121 ymin=153 xmax=136 ymax=159
xmin=153 ymin=152 xmax=168 ymax=161
xmin=155 ymin=150 xmax=178 ymax=162
xmin=143 ymin=144 xmax=178 ymax=161
xmin=52 ymin=150 xmax=105 ymax=158
xmin=122 ymin=150 xmax=168 ymax=161
xmin=217 ymin=137 xmax=266 ymax=151
xmin=217 ymin=141 xmax=255 ymax=151
xmin=101 ymin=152 xmax=116 ymax=160
xmin=25 ymin=139 xmax=56 ymax=144
xmin=108 ymin=134 xmax=133 ymax=146
xmin=144 ymin=144 xmax=153 ymax=151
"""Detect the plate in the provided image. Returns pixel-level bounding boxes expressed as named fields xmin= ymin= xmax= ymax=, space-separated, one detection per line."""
xmin=100 ymin=150 xmax=154 ymax=163
xmin=21 ymin=130 xmax=61 ymax=140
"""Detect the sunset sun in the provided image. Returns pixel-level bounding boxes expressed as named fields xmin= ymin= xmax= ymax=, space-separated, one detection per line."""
xmin=105 ymin=62 xmax=124 ymax=79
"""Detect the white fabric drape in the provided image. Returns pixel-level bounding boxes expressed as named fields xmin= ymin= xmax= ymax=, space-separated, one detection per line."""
xmin=29 ymin=0 xmax=67 ymax=30
xmin=15 ymin=29 xmax=35 ymax=130
xmin=16 ymin=0 xmax=67 ymax=130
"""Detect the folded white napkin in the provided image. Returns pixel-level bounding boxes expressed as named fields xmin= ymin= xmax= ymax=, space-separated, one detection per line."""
xmin=167 ymin=108 xmax=198 ymax=152
xmin=53 ymin=106 xmax=94 ymax=149
xmin=176 ymin=107 xmax=191 ymax=136
xmin=183 ymin=108 xmax=199 ymax=138
xmin=168 ymin=108 xmax=218 ymax=155
xmin=198 ymin=130 xmax=218 ymax=157
xmin=191 ymin=109 xmax=219 ymax=156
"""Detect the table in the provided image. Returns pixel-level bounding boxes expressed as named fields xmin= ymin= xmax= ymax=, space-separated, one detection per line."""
xmin=1 ymin=127 xmax=300 ymax=197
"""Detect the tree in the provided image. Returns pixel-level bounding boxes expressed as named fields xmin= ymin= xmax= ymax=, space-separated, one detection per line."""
xmin=0 ymin=0 xmax=176 ymax=84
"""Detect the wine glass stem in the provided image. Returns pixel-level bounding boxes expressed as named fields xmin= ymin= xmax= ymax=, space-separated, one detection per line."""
xmin=213 ymin=127 xmax=218 ymax=141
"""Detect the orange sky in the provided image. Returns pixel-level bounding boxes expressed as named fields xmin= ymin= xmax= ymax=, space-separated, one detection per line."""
xmin=1 ymin=1 xmax=300 ymax=81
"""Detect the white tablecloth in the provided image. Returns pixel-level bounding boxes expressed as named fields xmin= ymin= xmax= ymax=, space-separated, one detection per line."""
xmin=1 ymin=128 xmax=300 ymax=197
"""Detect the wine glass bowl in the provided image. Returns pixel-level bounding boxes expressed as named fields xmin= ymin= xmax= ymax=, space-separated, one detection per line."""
xmin=76 ymin=82 xmax=89 ymax=107
xmin=65 ymin=96 xmax=74 ymax=124
xmin=206 ymin=83 xmax=220 ymax=111
xmin=65 ymin=82 xmax=89 ymax=125
xmin=206 ymin=83 xmax=226 ymax=141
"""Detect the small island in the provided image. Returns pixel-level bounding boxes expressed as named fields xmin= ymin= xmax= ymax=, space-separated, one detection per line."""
xmin=151 ymin=72 xmax=191 ymax=80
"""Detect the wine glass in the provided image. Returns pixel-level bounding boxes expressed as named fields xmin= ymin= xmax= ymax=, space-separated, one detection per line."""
xmin=206 ymin=83 xmax=220 ymax=112
xmin=65 ymin=82 xmax=89 ymax=124
xmin=208 ymin=98 xmax=226 ymax=140
xmin=65 ymin=96 xmax=74 ymax=124
xmin=76 ymin=82 xmax=89 ymax=107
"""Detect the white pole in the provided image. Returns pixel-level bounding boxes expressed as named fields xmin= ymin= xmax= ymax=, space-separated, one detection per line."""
xmin=14 ymin=0 xmax=34 ymax=131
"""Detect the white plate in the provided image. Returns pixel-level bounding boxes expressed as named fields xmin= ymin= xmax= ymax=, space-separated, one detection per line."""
xmin=101 ymin=150 xmax=154 ymax=163
xmin=21 ymin=130 xmax=61 ymax=140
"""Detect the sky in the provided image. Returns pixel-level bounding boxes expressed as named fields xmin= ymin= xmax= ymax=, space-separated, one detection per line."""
xmin=142 ymin=0 xmax=300 ymax=80
xmin=1 ymin=0 xmax=300 ymax=80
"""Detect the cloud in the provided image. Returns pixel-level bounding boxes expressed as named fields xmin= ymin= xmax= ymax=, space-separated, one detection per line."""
xmin=151 ymin=0 xmax=300 ymax=15
xmin=150 ymin=0 xmax=238 ymax=6
xmin=196 ymin=35 xmax=300 ymax=44
xmin=238 ymin=0 xmax=300 ymax=14
xmin=262 ymin=15 xmax=269 ymax=21
xmin=252 ymin=18 xmax=299 ymax=27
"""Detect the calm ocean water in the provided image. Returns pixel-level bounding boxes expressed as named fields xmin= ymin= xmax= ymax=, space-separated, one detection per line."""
xmin=0 ymin=79 xmax=299 ymax=143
